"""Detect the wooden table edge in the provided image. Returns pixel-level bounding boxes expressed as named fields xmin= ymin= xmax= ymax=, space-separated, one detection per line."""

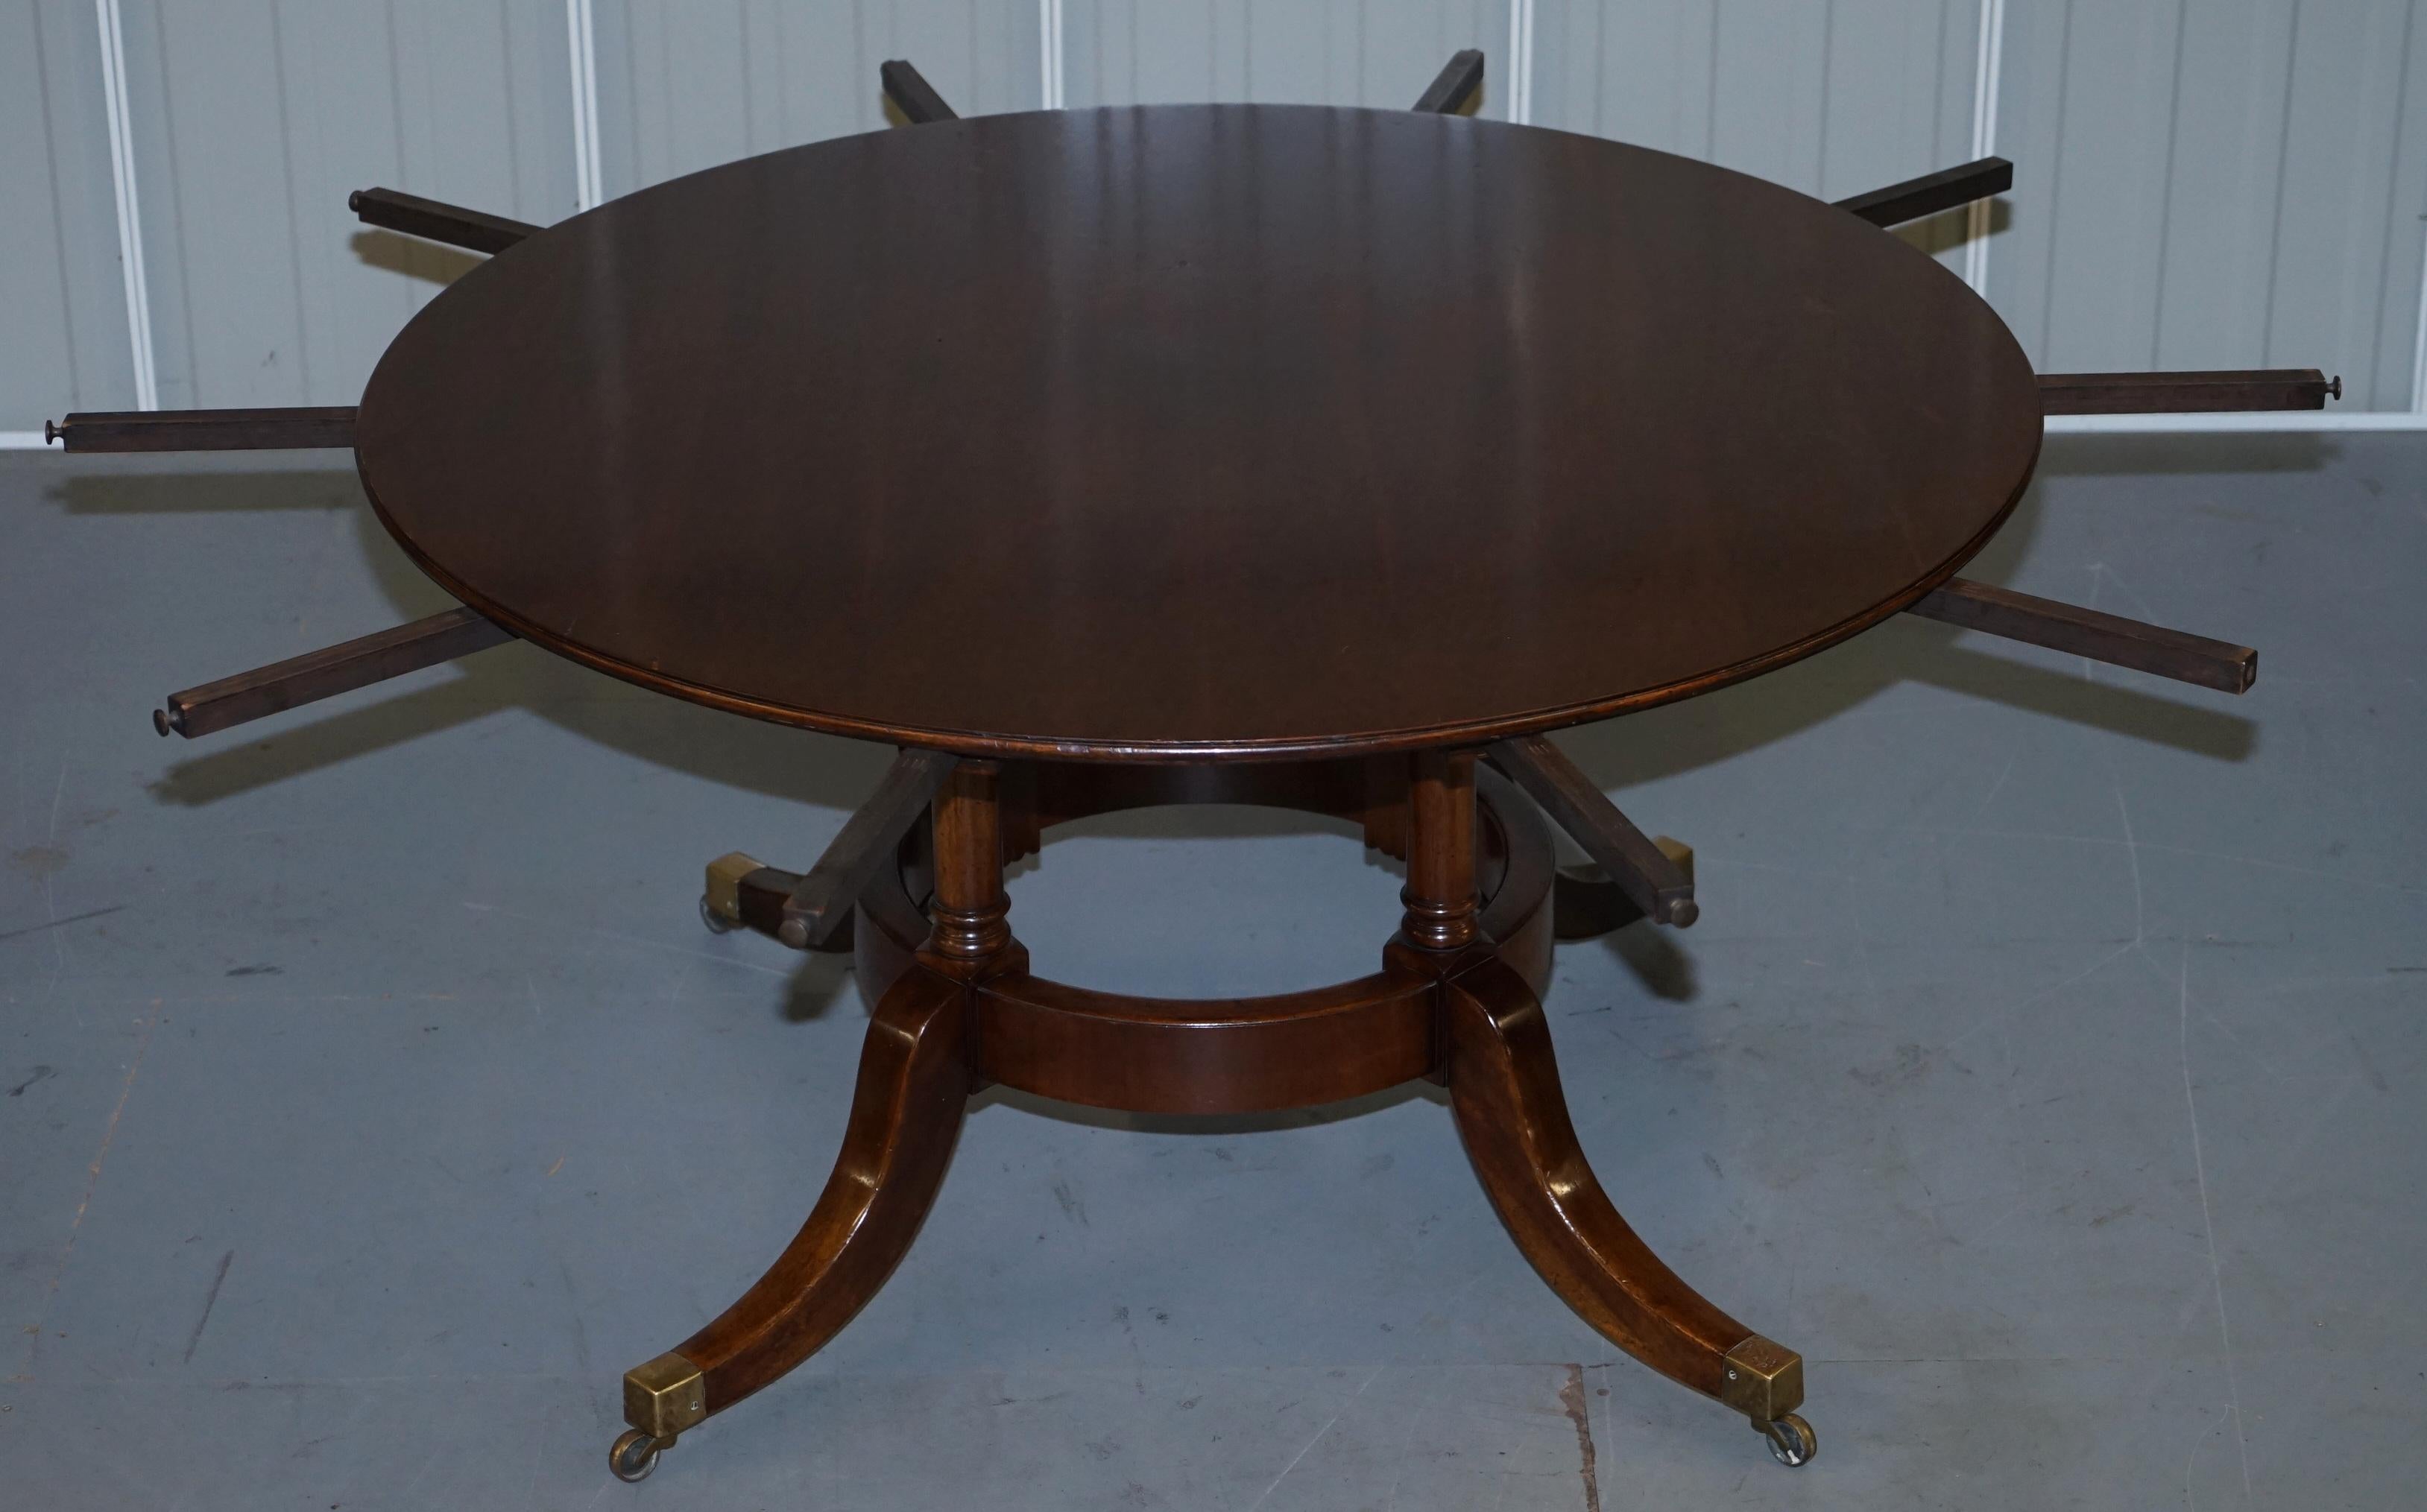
xmin=356 ymin=427 xmax=2041 ymax=762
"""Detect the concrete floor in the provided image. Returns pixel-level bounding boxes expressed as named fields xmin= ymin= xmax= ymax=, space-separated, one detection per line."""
xmin=1 ymin=432 xmax=2421 ymax=1510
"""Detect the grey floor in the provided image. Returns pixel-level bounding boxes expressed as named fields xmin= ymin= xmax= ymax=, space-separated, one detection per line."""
xmin=2 ymin=433 xmax=2420 ymax=1511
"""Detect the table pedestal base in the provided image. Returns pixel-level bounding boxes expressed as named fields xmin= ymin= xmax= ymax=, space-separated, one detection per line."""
xmin=609 ymin=757 xmax=1812 ymax=1482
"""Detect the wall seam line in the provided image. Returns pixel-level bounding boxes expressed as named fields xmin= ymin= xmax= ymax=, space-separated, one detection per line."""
xmin=94 ymin=0 xmax=157 ymax=410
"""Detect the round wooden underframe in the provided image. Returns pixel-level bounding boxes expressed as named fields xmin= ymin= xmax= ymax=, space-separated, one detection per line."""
xmin=852 ymin=761 xmax=1556 ymax=1114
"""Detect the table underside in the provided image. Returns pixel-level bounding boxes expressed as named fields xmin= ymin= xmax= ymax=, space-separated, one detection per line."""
xmin=609 ymin=753 xmax=1812 ymax=1476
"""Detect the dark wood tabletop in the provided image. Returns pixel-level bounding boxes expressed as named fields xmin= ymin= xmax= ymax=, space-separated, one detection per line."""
xmin=355 ymin=104 xmax=2041 ymax=762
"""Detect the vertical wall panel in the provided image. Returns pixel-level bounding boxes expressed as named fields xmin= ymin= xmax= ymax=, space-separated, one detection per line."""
xmin=591 ymin=0 xmax=1043 ymax=197
xmin=8 ymin=1 xmax=2427 ymax=418
xmin=116 ymin=0 xmax=573 ymax=410
xmin=2267 ymin=1 xmax=2414 ymax=407
xmin=1706 ymin=0 xmax=1828 ymax=192
xmin=1819 ymin=0 xmax=1979 ymax=201
xmin=1532 ymin=1 xmax=1715 ymax=155
xmin=121 ymin=0 xmax=303 ymax=410
xmin=2370 ymin=8 xmax=2427 ymax=408
xmin=1 ymin=0 xmax=137 ymax=428
xmin=2150 ymin=1 xmax=2297 ymax=375
xmin=0 ymin=0 xmax=75 ymax=424
xmin=1991 ymin=0 xmax=2184 ymax=372
xmin=1533 ymin=0 xmax=1978 ymax=194
xmin=1061 ymin=1 xmax=1506 ymax=116
xmin=1995 ymin=0 xmax=2425 ymax=408
xmin=1530 ymin=1 xmax=1978 ymax=272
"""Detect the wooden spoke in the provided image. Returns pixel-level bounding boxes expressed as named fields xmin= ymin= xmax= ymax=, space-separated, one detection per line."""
xmin=880 ymin=59 xmax=957 ymax=124
xmin=702 ymin=853 xmax=853 ymax=952
xmin=1487 ymin=734 xmax=1697 ymax=927
xmin=2038 ymin=368 xmax=2338 ymax=414
xmin=348 ymin=187 xmax=538 ymax=255
xmin=1413 ymin=48 xmax=1485 ymax=114
xmin=155 ymin=607 xmax=512 ymax=738
xmin=1553 ymin=836 xmax=1694 ymax=940
xmin=1446 ymin=955 xmax=1799 ymax=1420
xmin=1832 ymin=156 xmax=2011 ymax=227
xmin=46 ymin=407 xmax=356 ymax=452
xmin=1907 ymin=579 xmax=2256 ymax=694
xmin=777 ymin=749 xmax=958 ymax=949
xmin=632 ymin=966 xmax=973 ymax=1428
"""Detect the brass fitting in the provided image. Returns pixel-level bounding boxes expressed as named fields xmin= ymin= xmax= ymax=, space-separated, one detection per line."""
xmin=623 ymin=1351 xmax=707 ymax=1440
xmin=1717 ymin=1335 xmax=1805 ymax=1423
xmin=703 ymin=852 xmax=763 ymax=928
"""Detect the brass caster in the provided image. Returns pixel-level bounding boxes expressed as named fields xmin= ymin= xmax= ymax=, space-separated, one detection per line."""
xmin=701 ymin=852 xmax=763 ymax=934
xmin=1755 ymin=1412 xmax=1817 ymax=1468
xmin=609 ymin=1428 xmax=667 ymax=1483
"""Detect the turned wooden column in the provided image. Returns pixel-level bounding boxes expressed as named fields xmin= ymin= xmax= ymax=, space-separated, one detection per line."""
xmin=1401 ymin=748 xmax=1480 ymax=952
xmin=925 ymin=759 xmax=1011 ymax=964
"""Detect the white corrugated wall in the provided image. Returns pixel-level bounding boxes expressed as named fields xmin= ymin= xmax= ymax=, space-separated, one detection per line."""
xmin=7 ymin=0 xmax=2423 ymax=442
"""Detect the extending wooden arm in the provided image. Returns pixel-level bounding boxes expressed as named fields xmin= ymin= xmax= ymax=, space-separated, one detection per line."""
xmin=1413 ymin=49 xmax=1485 ymax=114
xmin=349 ymin=187 xmax=539 ymax=255
xmin=1487 ymin=735 xmax=1697 ymax=928
xmin=156 ymin=607 xmax=513 ymax=738
xmin=1833 ymin=156 xmax=2012 ymax=227
xmin=777 ymin=750 xmax=960 ymax=949
xmin=47 ymin=407 xmax=356 ymax=452
xmin=1907 ymin=580 xmax=2255 ymax=694
xmin=880 ymin=60 xmax=957 ymax=124
xmin=2038 ymin=370 xmax=2338 ymax=415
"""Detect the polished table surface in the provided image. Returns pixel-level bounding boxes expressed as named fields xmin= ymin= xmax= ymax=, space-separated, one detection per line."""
xmin=356 ymin=104 xmax=2042 ymax=762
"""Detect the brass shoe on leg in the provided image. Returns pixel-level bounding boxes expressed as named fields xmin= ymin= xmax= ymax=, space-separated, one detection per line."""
xmin=608 ymin=968 xmax=973 ymax=1475
xmin=1443 ymin=955 xmax=1815 ymax=1467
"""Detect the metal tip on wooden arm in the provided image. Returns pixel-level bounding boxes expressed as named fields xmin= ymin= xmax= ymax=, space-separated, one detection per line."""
xmin=1908 ymin=579 xmax=2256 ymax=694
xmin=48 ymin=407 xmax=357 ymax=452
xmin=154 ymin=607 xmax=513 ymax=740
xmin=1488 ymin=735 xmax=1699 ymax=929
xmin=2037 ymin=368 xmax=2336 ymax=415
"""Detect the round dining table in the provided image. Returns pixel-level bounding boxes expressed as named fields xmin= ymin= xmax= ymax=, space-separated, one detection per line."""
xmin=344 ymin=101 xmax=2045 ymax=1481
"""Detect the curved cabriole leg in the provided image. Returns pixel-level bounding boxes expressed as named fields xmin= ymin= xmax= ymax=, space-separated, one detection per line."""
xmin=1444 ymin=955 xmax=1814 ymax=1466
xmin=610 ymin=967 xmax=971 ymax=1479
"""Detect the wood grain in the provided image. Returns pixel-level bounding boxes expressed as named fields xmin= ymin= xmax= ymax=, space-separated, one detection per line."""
xmin=777 ymin=749 xmax=956 ymax=949
xmin=50 ymin=407 xmax=356 ymax=451
xmin=1833 ymin=156 xmax=2012 ymax=227
xmin=157 ymin=607 xmax=511 ymax=738
xmin=353 ymin=106 xmax=2042 ymax=762
xmin=1489 ymin=735 xmax=1697 ymax=926
xmin=2037 ymin=369 xmax=2335 ymax=414
xmin=1446 ymin=955 xmax=1777 ymax=1408
xmin=348 ymin=187 xmax=537 ymax=255
xmin=1908 ymin=579 xmax=2255 ymax=693
xmin=673 ymin=966 xmax=971 ymax=1414
xmin=852 ymin=760 xmax=1559 ymax=1107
